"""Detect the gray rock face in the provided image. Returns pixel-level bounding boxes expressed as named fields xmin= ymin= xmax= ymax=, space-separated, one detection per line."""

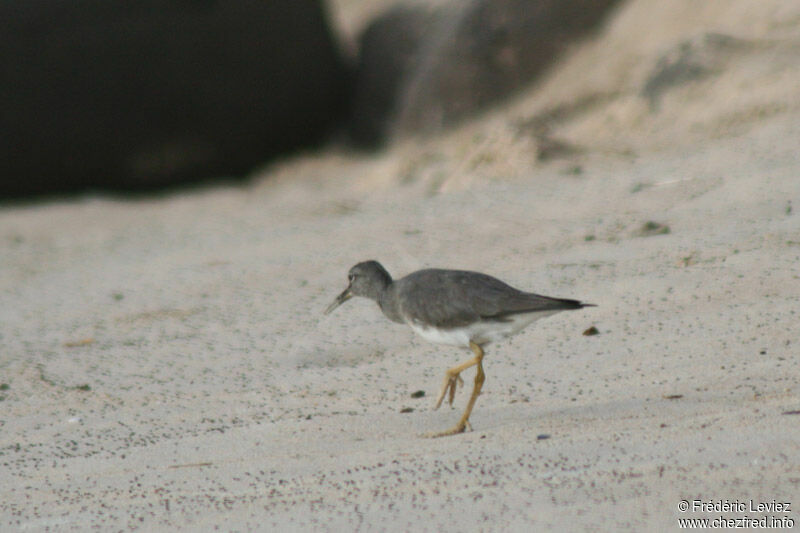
xmin=349 ymin=0 xmax=621 ymax=146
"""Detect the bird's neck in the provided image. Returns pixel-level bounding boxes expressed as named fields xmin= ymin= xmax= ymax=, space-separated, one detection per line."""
xmin=377 ymin=282 xmax=404 ymax=324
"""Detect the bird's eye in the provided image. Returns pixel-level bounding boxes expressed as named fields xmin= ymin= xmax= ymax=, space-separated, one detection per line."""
xmin=348 ymin=274 xmax=355 ymax=283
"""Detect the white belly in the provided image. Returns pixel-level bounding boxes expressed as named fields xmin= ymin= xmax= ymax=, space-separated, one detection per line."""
xmin=408 ymin=310 xmax=561 ymax=347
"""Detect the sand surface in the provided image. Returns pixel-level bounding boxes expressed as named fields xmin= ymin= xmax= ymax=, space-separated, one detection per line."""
xmin=2 ymin=0 xmax=800 ymax=530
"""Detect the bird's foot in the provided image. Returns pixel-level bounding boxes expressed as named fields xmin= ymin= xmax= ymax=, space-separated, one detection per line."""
xmin=421 ymin=419 xmax=472 ymax=439
xmin=434 ymin=372 xmax=464 ymax=409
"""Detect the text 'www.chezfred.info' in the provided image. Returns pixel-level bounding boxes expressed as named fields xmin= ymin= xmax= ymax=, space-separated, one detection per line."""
xmin=678 ymin=499 xmax=794 ymax=529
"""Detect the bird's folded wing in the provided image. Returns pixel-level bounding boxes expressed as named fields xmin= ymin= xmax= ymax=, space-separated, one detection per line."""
xmin=398 ymin=269 xmax=581 ymax=329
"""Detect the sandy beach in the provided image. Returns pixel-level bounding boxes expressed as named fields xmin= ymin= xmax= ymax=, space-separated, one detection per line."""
xmin=2 ymin=0 xmax=799 ymax=530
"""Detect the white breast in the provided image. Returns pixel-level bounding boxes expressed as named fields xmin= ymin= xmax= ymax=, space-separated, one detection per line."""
xmin=408 ymin=322 xmax=472 ymax=346
xmin=407 ymin=310 xmax=562 ymax=347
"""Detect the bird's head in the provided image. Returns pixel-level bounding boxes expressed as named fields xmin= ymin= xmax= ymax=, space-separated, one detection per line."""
xmin=324 ymin=260 xmax=392 ymax=314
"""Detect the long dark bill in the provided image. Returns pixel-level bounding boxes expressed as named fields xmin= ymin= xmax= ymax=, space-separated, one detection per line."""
xmin=324 ymin=287 xmax=352 ymax=315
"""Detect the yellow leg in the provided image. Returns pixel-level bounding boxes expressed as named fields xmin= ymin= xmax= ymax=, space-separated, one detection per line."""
xmin=426 ymin=342 xmax=485 ymax=438
xmin=433 ymin=354 xmax=478 ymax=409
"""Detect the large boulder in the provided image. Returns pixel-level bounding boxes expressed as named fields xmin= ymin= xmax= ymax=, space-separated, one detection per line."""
xmin=0 ymin=0 xmax=351 ymax=198
xmin=349 ymin=0 xmax=621 ymax=146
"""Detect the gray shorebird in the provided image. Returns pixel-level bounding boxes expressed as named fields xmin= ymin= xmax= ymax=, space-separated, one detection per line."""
xmin=324 ymin=260 xmax=595 ymax=437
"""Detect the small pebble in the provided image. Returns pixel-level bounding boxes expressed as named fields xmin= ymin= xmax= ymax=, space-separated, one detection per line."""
xmin=410 ymin=390 xmax=425 ymax=399
xmin=637 ymin=221 xmax=670 ymax=237
xmin=536 ymin=434 xmax=550 ymax=441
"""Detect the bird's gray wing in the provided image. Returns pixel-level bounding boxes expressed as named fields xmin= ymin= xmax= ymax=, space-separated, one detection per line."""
xmin=396 ymin=269 xmax=582 ymax=329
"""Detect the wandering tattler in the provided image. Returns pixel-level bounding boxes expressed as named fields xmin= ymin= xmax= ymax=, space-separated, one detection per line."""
xmin=324 ymin=260 xmax=595 ymax=437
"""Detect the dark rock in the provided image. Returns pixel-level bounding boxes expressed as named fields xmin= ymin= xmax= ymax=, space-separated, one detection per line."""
xmin=350 ymin=0 xmax=621 ymax=145
xmin=0 ymin=0 xmax=351 ymax=198
xmin=348 ymin=5 xmax=437 ymax=148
